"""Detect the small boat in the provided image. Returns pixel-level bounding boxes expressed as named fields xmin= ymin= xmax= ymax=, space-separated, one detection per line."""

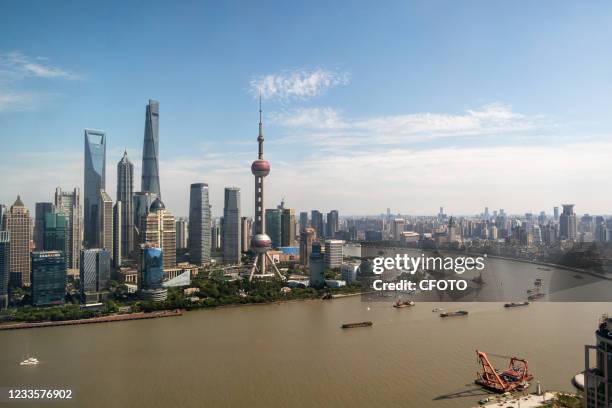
xmin=440 ymin=310 xmax=468 ymax=317
xmin=504 ymin=301 xmax=530 ymax=308
xmin=432 ymin=307 xmax=444 ymax=312
xmin=393 ymin=300 xmax=415 ymax=308
xmin=341 ymin=321 xmax=373 ymax=329
xmin=20 ymin=357 xmax=39 ymax=366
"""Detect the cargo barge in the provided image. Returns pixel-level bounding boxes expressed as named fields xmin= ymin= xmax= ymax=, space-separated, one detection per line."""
xmin=341 ymin=321 xmax=373 ymax=329
xmin=393 ymin=300 xmax=415 ymax=308
xmin=440 ymin=310 xmax=468 ymax=317
xmin=504 ymin=302 xmax=530 ymax=308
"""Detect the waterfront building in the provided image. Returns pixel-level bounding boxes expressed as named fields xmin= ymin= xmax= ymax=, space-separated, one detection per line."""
xmin=4 ymin=196 xmax=31 ymax=286
xmin=132 ymin=191 xmax=157 ymax=253
xmin=560 ymin=204 xmax=577 ymax=241
xmin=299 ymin=211 xmax=308 ymax=232
xmin=84 ymin=129 xmax=106 ymax=248
xmin=54 ymin=187 xmax=82 ymax=270
xmin=240 ymin=217 xmax=252 ymax=252
xmin=585 ymin=315 xmax=612 ymax=407
xmin=324 ymin=239 xmax=344 ymax=269
xmin=80 ymin=248 xmax=111 ymax=303
xmin=0 ymin=231 xmax=9 ymax=308
xmin=265 ymin=209 xmax=282 ymax=249
xmin=99 ymin=191 xmax=114 ymax=260
xmin=116 ymin=150 xmax=134 ymax=261
xmin=31 ymin=250 xmax=66 ymax=306
xmin=299 ymin=228 xmax=316 ymax=267
xmin=141 ymin=198 xmax=176 ymax=269
xmin=311 ymin=210 xmax=324 ymax=238
xmin=326 ymin=210 xmax=339 ymax=239
xmin=141 ymin=99 xmax=161 ymax=198
xmin=281 ymin=208 xmax=297 ymax=247
xmin=113 ymin=201 xmax=122 ymax=267
xmin=309 ymin=242 xmax=325 ymax=288
xmin=138 ymin=245 xmax=167 ymax=301
xmin=43 ymin=212 xmax=67 ymax=252
xmin=223 ymin=187 xmax=241 ymax=264
xmin=188 ymin=183 xmax=211 ymax=265
xmin=392 ymin=218 xmax=406 ymax=241
xmin=34 ymin=202 xmax=54 ymax=250
xmin=341 ymin=263 xmax=359 ymax=284
xmin=176 ymin=218 xmax=188 ymax=249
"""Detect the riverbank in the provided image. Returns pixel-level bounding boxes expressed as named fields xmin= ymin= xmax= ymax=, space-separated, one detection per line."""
xmin=0 ymin=309 xmax=182 ymax=331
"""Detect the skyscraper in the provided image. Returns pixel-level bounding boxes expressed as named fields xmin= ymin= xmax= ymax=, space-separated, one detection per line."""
xmin=0 ymin=204 xmax=6 ymax=228
xmin=175 ymin=218 xmax=188 ymax=249
xmin=31 ymin=250 xmax=66 ymax=307
xmin=240 ymin=217 xmax=252 ymax=252
xmin=113 ymin=201 xmax=122 ymax=267
xmin=116 ymin=150 xmax=134 ymax=260
xmin=326 ymin=210 xmax=339 ymax=239
xmin=300 ymin=228 xmax=316 ymax=267
xmin=34 ymin=202 xmax=54 ymax=250
xmin=0 ymin=231 xmax=9 ymax=308
xmin=141 ymin=99 xmax=161 ymax=198
xmin=281 ymin=208 xmax=297 ymax=247
xmin=132 ymin=191 xmax=157 ymax=253
xmin=99 ymin=191 xmax=114 ymax=259
xmin=553 ymin=206 xmax=560 ymax=222
xmin=139 ymin=245 xmax=167 ymax=301
xmin=4 ymin=196 xmax=31 ymax=286
xmin=299 ymin=211 xmax=309 ymax=232
xmin=559 ymin=204 xmax=577 ymax=241
xmin=80 ymin=248 xmax=111 ymax=303
xmin=43 ymin=212 xmax=67 ymax=252
xmin=265 ymin=209 xmax=282 ymax=249
xmin=84 ymin=129 xmax=106 ymax=248
xmin=309 ymin=242 xmax=325 ymax=288
xmin=223 ymin=187 xmax=241 ymax=264
xmin=324 ymin=239 xmax=344 ymax=269
xmin=188 ymin=183 xmax=212 ymax=265
xmin=311 ymin=210 xmax=324 ymax=238
xmin=141 ymin=198 xmax=176 ymax=270
xmin=55 ymin=187 xmax=82 ymax=270
xmin=248 ymin=99 xmax=284 ymax=281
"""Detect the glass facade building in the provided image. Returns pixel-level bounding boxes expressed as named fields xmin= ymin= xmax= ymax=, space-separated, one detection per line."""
xmin=188 ymin=183 xmax=211 ymax=265
xmin=117 ymin=151 xmax=134 ymax=261
xmin=265 ymin=209 xmax=282 ymax=249
xmin=31 ymin=251 xmax=66 ymax=307
xmin=222 ymin=187 xmax=241 ymax=264
xmin=43 ymin=212 xmax=68 ymax=253
xmin=141 ymin=100 xmax=161 ymax=198
xmin=0 ymin=231 xmax=9 ymax=308
xmin=34 ymin=202 xmax=54 ymax=250
xmin=84 ymin=129 xmax=106 ymax=248
xmin=139 ymin=246 xmax=167 ymax=302
xmin=80 ymin=248 xmax=111 ymax=300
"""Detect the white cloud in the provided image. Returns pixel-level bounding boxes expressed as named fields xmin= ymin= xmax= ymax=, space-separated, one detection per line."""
xmin=250 ymin=68 xmax=349 ymax=100
xmin=0 ymin=51 xmax=79 ymax=81
xmin=270 ymin=103 xmax=552 ymax=146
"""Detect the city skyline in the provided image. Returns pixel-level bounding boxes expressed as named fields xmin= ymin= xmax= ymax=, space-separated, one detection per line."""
xmin=2 ymin=1 xmax=612 ymax=215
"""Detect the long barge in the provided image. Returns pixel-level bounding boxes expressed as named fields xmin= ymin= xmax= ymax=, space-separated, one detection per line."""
xmin=0 ymin=309 xmax=183 ymax=331
xmin=440 ymin=310 xmax=468 ymax=318
xmin=504 ymin=302 xmax=530 ymax=308
xmin=341 ymin=321 xmax=373 ymax=329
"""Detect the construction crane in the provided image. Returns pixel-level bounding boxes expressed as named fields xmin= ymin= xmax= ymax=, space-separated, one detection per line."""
xmin=475 ymin=350 xmax=534 ymax=393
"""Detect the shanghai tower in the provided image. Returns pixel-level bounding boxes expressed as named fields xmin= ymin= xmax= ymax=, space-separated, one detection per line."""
xmin=141 ymin=99 xmax=161 ymax=198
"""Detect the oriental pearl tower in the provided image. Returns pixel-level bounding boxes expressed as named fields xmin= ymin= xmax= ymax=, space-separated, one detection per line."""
xmin=248 ymin=96 xmax=284 ymax=281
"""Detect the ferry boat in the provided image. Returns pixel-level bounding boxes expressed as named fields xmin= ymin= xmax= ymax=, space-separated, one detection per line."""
xmin=440 ymin=310 xmax=468 ymax=318
xmin=432 ymin=307 xmax=444 ymax=312
xmin=393 ymin=300 xmax=415 ymax=308
xmin=504 ymin=301 xmax=530 ymax=308
xmin=341 ymin=321 xmax=373 ymax=329
xmin=20 ymin=357 xmax=39 ymax=366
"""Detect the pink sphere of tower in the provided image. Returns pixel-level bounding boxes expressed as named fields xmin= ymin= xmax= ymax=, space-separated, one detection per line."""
xmin=251 ymin=159 xmax=270 ymax=177
xmin=251 ymin=233 xmax=272 ymax=253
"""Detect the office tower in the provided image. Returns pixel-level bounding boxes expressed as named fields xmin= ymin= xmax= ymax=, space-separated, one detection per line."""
xmin=300 ymin=228 xmax=316 ymax=267
xmin=43 ymin=212 xmax=67 ymax=252
xmin=175 ymin=218 xmax=188 ymax=249
xmin=248 ymin=100 xmax=282 ymax=280
xmin=596 ymin=222 xmax=608 ymax=242
xmin=80 ymin=248 xmax=111 ymax=303
xmin=138 ymin=245 xmax=167 ymax=301
xmin=223 ymin=187 xmax=241 ymax=264
xmin=326 ymin=210 xmax=339 ymax=239
xmin=281 ymin=208 xmax=297 ymax=246
xmin=211 ymin=221 xmax=221 ymax=250
xmin=553 ymin=206 xmax=560 ymax=222
xmin=299 ymin=211 xmax=308 ymax=232
xmin=4 ymin=196 xmax=31 ymax=286
xmin=324 ymin=239 xmax=343 ymax=269
xmin=585 ymin=316 xmax=612 ymax=407
xmin=113 ymin=201 xmax=121 ymax=267
xmin=0 ymin=231 xmax=9 ymax=308
xmin=132 ymin=191 xmax=157 ymax=253
xmin=84 ymin=129 xmax=106 ymax=248
xmin=99 ymin=191 xmax=114 ymax=260
xmin=142 ymin=198 xmax=176 ymax=269
xmin=309 ymin=242 xmax=325 ymax=288
xmin=188 ymin=183 xmax=212 ymax=265
xmin=265 ymin=209 xmax=282 ymax=249
xmin=311 ymin=210 xmax=324 ymax=238
xmin=241 ymin=217 xmax=252 ymax=253
xmin=392 ymin=218 xmax=406 ymax=241
xmin=484 ymin=207 xmax=490 ymax=221
xmin=55 ymin=187 xmax=82 ymax=270
xmin=34 ymin=202 xmax=54 ymax=249
xmin=141 ymin=99 xmax=161 ymax=198
xmin=0 ymin=204 xmax=6 ymax=228
xmin=31 ymin=250 xmax=66 ymax=306
xmin=116 ymin=150 xmax=134 ymax=260
xmin=559 ymin=204 xmax=577 ymax=241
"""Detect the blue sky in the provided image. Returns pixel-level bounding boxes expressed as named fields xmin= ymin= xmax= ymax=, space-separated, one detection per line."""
xmin=1 ymin=1 xmax=612 ymax=216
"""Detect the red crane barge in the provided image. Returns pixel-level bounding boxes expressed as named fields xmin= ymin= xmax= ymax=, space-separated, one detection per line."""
xmin=475 ymin=350 xmax=534 ymax=393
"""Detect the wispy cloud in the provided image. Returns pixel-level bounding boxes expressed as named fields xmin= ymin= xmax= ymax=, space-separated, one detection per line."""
xmin=270 ymin=103 xmax=554 ymax=146
xmin=0 ymin=51 xmax=79 ymax=81
xmin=250 ymin=68 xmax=349 ymax=100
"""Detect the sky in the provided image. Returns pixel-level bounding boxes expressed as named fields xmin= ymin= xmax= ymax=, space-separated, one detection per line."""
xmin=1 ymin=1 xmax=612 ymax=218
